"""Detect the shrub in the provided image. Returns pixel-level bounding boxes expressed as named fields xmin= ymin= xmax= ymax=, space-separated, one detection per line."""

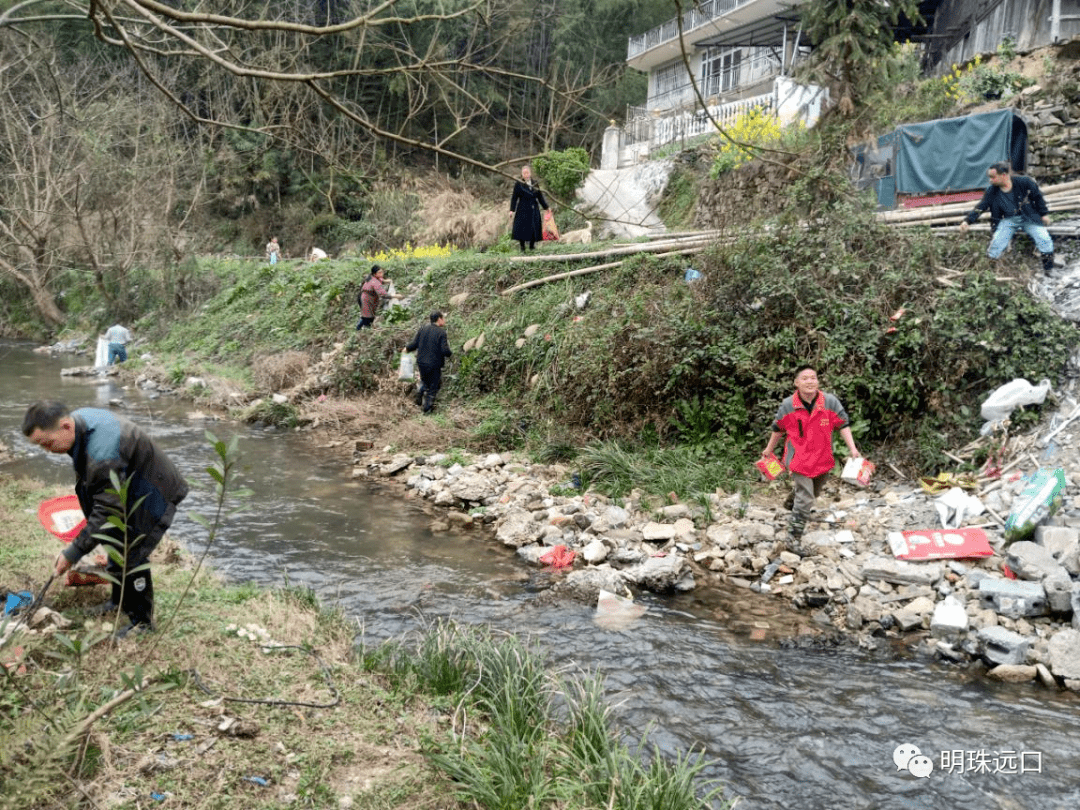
xmin=709 ymin=107 xmax=801 ymax=178
xmin=533 ymin=148 xmax=590 ymax=202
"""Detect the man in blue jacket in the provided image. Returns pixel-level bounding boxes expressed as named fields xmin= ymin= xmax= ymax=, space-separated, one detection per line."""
xmin=960 ymin=161 xmax=1054 ymax=272
xmin=405 ymin=311 xmax=453 ymax=413
xmin=22 ymin=401 xmax=189 ymax=637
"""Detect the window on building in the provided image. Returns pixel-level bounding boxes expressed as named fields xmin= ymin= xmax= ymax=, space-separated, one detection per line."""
xmin=652 ymin=62 xmax=684 ymax=103
xmin=701 ymin=46 xmax=742 ymax=96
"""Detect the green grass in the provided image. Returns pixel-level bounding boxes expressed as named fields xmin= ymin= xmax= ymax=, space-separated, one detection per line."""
xmin=388 ymin=618 xmax=738 ymax=810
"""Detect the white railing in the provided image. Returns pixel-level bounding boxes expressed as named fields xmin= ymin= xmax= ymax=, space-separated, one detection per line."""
xmin=628 ymin=0 xmax=749 ymax=60
xmin=622 ymin=91 xmax=776 ymax=152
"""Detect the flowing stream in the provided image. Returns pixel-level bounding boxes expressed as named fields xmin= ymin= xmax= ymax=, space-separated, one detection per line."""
xmin=1 ymin=340 xmax=1078 ymax=810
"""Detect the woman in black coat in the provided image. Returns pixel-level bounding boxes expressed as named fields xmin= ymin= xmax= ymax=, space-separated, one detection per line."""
xmin=508 ymin=165 xmax=549 ymax=252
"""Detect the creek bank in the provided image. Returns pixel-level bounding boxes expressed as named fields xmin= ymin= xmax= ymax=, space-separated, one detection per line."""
xmin=353 ymin=406 xmax=1080 ymax=692
xmin=34 ymin=340 xmax=1080 ymax=693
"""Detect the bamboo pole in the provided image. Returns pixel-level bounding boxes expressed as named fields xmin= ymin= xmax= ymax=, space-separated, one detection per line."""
xmin=877 ymin=191 xmax=1080 ymax=224
xmin=502 ymin=247 xmax=703 ymax=295
xmin=508 ymin=234 xmax=719 ymax=264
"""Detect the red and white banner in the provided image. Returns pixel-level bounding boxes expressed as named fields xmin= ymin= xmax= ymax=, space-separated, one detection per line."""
xmin=888 ymin=528 xmax=993 ymax=560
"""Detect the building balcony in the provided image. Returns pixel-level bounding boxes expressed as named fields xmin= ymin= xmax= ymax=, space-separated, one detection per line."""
xmin=627 ymin=0 xmax=808 ymax=73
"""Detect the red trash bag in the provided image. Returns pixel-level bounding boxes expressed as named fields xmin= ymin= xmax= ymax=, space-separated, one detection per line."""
xmin=539 ymin=544 xmax=576 ymax=568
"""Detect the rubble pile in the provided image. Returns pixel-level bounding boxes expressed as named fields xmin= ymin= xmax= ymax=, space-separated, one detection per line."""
xmin=355 ymin=391 xmax=1080 ymax=692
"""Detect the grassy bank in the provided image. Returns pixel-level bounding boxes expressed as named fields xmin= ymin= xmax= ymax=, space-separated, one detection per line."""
xmin=0 ymin=445 xmax=736 ymax=809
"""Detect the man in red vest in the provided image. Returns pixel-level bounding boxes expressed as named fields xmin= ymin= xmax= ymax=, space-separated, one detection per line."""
xmin=761 ymin=366 xmax=861 ymax=556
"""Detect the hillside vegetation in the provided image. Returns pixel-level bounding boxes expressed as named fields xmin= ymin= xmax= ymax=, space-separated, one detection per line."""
xmin=125 ymin=182 xmax=1075 ymax=496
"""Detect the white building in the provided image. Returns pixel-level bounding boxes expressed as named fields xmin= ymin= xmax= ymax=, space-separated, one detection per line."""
xmin=605 ymin=0 xmax=822 ymax=169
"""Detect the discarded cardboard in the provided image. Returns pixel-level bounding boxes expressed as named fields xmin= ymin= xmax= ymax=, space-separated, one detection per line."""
xmin=841 ymin=457 xmax=875 ymax=487
xmin=888 ymin=528 xmax=994 ymax=560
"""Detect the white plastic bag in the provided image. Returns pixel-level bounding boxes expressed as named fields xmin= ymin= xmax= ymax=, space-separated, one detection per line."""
xmin=980 ymin=378 xmax=1051 ymax=421
xmin=934 ymin=486 xmax=985 ymax=529
xmin=397 ymin=351 xmax=415 ymax=381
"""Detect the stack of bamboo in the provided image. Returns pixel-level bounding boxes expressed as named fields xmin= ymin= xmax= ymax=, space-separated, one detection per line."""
xmin=876 ymin=179 xmax=1080 ymax=230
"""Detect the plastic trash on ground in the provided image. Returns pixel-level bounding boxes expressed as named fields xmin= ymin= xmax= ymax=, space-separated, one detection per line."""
xmin=94 ymin=337 xmax=109 ymax=368
xmin=595 ymin=589 xmax=647 ymax=630
xmin=934 ymin=486 xmax=985 ymax=529
xmin=1005 ymin=467 xmax=1066 ymax=542
xmin=888 ymin=528 xmax=993 ymax=560
xmin=980 ymin=378 xmax=1051 ymax=422
xmin=37 ymin=494 xmax=86 ymax=542
xmin=538 ymin=544 xmax=576 ymax=568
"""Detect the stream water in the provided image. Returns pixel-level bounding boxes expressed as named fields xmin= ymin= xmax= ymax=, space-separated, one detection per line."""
xmin=1 ymin=340 xmax=1077 ymax=810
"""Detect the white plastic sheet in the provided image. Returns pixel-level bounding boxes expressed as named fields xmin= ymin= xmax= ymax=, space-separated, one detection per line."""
xmin=94 ymin=337 xmax=109 ymax=368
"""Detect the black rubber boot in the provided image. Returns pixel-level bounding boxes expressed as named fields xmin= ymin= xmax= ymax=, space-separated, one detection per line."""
xmin=1042 ymin=252 xmax=1055 ymax=272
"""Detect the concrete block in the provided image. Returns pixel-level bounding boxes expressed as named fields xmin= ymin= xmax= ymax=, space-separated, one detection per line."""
xmin=1043 ymin=570 xmax=1075 ymax=614
xmin=978 ymin=578 xmax=1047 ymax=618
xmin=977 ymin=625 xmax=1032 ymax=666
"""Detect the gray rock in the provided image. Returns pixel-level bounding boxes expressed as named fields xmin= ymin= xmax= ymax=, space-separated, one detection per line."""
xmin=622 ymin=554 xmax=695 ymax=593
xmin=380 ymin=455 xmax=413 ymax=476
xmin=447 ymin=472 xmax=491 ymax=503
xmin=553 ymin=566 xmax=628 ymax=603
xmin=642 ymin=522 xmax=677 ymax=542
xmin=1005 ymin=541 xmax=1069 ymax=580
xmin=496 ymin=508 xmax=538 ymax=548
xmin=582 ymin=538 xmax=609 ymax=564
xmin=607 ymin=547 xmax=648 ymax=566
xmin=515 ymin=544 xmax=548 ymax=565
xmin=1047 ymin=628 xmax=1080 ymax=680
xmin=1036 ymin=662 xmax=1057 ymax=688
xmin=860 ymin=556 xmax=942 ymax=586
xmin=986 ymin=664 xmax=1037 ymax=683
xmin=659 ymin=504 xmax=690 ymax=519
xmin=977 ymin=625 xmax=1031 ymax=666
xmin=931 ymin=595 xmax=969 ymax=637
xmin=603 ymin=505 xmax=630 ymax=528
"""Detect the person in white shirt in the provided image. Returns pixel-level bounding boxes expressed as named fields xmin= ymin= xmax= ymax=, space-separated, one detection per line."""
xmin=104 ymin=324 xmax=132 ymax=365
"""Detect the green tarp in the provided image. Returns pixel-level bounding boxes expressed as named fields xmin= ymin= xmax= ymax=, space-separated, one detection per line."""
xmin=894 ymin=108 xmax=1026 ymax=194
